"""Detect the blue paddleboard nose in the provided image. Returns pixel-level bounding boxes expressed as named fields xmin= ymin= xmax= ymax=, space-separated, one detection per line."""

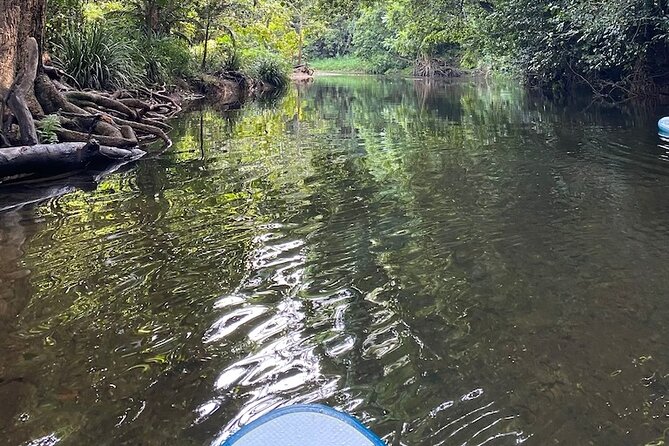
xmin=659 ymin=117 xmax=669 ymax=137
xmin=221 ymin=404 xmax=386 ymax=446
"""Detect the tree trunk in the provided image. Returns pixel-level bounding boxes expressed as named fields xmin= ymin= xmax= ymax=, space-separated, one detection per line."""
xmin=201 ymin=14 xmax=211 ymax=71
xmin=0 ymin=0 xmax=46 ymax=96
xmin=0 ymin=0 xmax=46 ymax=144
xmin=297 ymin=15 xmax=303 ymax=66
xmin=147 ymin=1 xmax=161 ymax=35
xmin=6 ymin=37 xmax=39 ymax=144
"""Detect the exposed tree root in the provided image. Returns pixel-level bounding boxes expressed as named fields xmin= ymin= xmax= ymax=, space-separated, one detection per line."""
xmin=566 ymin=59 xmax=660 ymax=103
xmin=118 ymin=98 xmax=153 ymax=114
xmin=5 ymin=38 xmax=39 ymax=145
xmin=56 ymin=127 xmax=138 ymax=148
xmin=413 ymin=57 xmax=464 ymax=78
xmin=142 ymin=118 xmax=172 ymax=131
xmin=65 ymin=91 xmax=138 ymax=120
xmin=109 ymin=116 xmax=172 ymax=147
xmin=1 ymin=41 xmax=179 ymax=152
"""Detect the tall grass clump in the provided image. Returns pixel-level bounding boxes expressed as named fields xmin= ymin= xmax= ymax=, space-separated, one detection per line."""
xmin=251 ymin=57 xmax=290 ymax=89
xmin=53 ymin=24 xmax=144 ymax=90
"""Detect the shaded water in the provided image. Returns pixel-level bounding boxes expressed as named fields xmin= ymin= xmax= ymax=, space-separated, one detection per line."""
xmin=1 ymin=76 xmax=669 ymax=446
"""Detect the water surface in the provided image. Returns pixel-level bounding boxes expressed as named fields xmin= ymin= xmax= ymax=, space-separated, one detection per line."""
xmin=1 ymin=76 xmax=669 ymax=445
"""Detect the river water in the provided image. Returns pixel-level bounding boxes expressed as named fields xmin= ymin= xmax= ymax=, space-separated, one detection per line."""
xmin=1 ymin=76 xmax=668 ymax=445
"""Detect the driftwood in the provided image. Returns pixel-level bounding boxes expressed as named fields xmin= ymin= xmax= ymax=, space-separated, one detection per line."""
xmin=0 ymin=139 xmax=145 ymax=180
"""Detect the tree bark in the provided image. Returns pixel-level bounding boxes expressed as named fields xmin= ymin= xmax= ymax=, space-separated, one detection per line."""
xmin=201 ymin=14 xmax=211 ymax=71
xmin=0 ymin=0 xmax=46 ymax=96
xmin=297 ymin=15 xmax=303 ymax=66
xmin=6 ymin=37 xmax=39 ymax=144
xmin=1 ymin=0 xmax=46 ymax=145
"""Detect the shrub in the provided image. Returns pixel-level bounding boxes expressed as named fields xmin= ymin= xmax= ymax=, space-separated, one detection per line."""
xmin=53 ymin=24 xmax=144 ymax=90
xmin=305 ymin=18 xmax=355 ymax=59
xmin=352 ymin=6 xmax=408 ymax=74
xmin=308 ymin=56 xmax=371 ymax=73
xmin=482 ymin=0 xmax=669 ymax=94
xmin=140 ymin=35 xmax=194 ymax=84
xmin=250 ymin=57 xmax=290 ymax=89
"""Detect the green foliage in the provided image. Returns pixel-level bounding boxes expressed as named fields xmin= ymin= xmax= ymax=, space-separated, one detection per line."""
xmin=480 ymin=0 xmax=669 ymax=92
xmin=192 ymin=37 xmax=239 ymax=73
xmin=44 ymin=0 xmax=669 ymax=95
xmin=311 ymin=0 xmax=669 ymax=93
xmin=309 ymin=56 xmax=370 ymax=72
xmin=45 ymin=0 xmax=84 ymax=39
xmin=53 ymin=24 xmax=144 ymax=90
xmin=305 ymin=17 xmax=354 ymax=58
xmin=117 ymin=0 xmax=192 ymax=36
xmin=36 ymin=115 xmax=62 ymax=144
xmin=251 ymin=57 xmax=290 ymax=88
xmin=312 ymin=0 xmax=471 ymax=74
xmin=139 ymin=35 xmax=194 ymax=83
xmin=45 ymin=0 xmax=308 ymax=87
xmin=384 ymin=0 xmax=462 ymax=60
xmin=352 ymin=6 xmax=407 ymax=74
xmin=229 ymin=1 xmax=302 ymax=65
xmin=51 ymin=13 xmax=194 ymax=88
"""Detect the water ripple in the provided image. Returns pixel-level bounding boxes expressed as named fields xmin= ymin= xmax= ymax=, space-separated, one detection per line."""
xmin=5 ymin=78 xmax=669 ymax=446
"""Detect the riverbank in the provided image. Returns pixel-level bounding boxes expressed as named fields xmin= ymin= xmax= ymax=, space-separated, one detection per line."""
xmin=0 ymin=60 xmax=287 ymax=188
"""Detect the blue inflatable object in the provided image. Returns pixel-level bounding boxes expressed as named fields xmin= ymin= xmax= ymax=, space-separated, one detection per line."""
xmin=221 ymin=404 xmax=386 ymax=446
xmin=659 ymin=117 xmax=669 ymax=136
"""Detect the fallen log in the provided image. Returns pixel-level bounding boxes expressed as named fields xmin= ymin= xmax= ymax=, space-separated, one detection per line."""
xmin=0 ymin=140 xmax=145 ymax=181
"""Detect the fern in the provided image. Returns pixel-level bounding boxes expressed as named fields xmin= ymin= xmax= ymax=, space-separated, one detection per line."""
xmin=36 ymin=114 xmax=62 ymax=144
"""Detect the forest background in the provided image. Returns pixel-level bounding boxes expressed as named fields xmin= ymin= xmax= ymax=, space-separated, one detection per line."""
xmin=41 ymin=0 xmax=669 ymax=98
